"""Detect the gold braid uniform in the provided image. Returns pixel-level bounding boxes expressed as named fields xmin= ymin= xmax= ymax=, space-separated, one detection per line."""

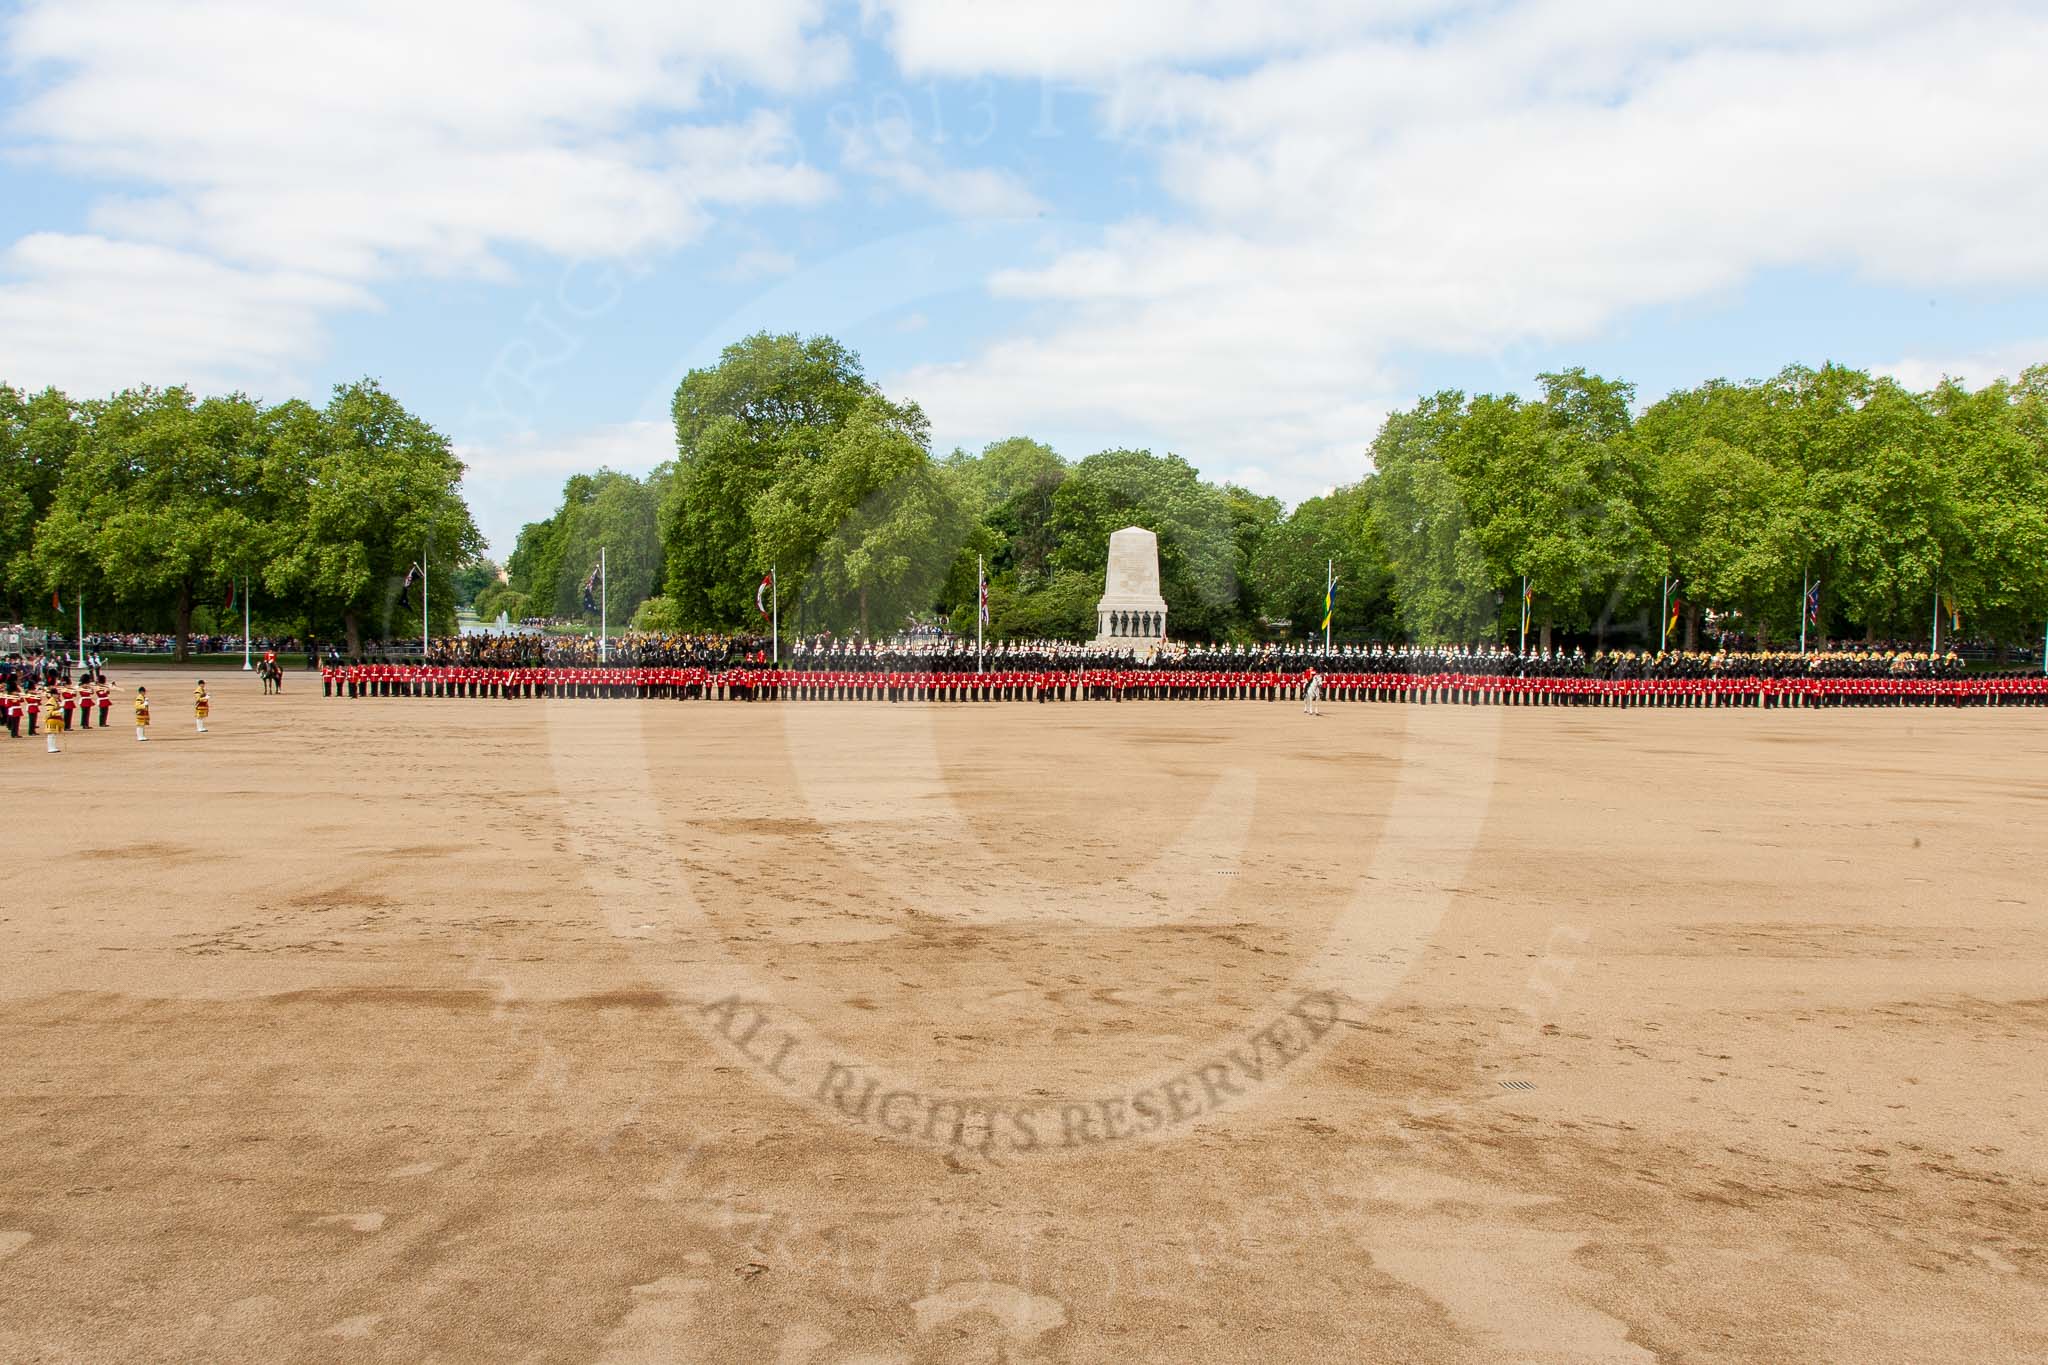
xmin=135 ymin=695 xmax=151 ymax=728
xmin=194 ymin=687 xmax=210 ymax=719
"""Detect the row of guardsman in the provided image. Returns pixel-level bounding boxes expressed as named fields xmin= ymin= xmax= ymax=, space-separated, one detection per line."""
xmin=322 ymin=641 xmax=2048 ymax=707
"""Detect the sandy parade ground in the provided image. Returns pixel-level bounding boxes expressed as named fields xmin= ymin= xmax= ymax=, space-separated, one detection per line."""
xmin=2 ymin=666 xmax=2045 ymax=1363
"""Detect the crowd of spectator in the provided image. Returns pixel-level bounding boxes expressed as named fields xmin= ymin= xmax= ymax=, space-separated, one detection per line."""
xmin=80 ymin=632 xmax=305 ymax=655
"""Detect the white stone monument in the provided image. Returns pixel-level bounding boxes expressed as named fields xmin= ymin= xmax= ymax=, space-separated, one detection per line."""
xmin=1093 ymin=525 xmax=1168 ymax=651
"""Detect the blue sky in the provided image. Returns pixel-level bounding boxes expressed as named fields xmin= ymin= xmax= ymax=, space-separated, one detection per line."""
xmin=4 ymin=0 xmax=2046 ymax=557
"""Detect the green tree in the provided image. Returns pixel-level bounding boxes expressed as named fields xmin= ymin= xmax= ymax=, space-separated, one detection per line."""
xmin=550 ymin=470 xmax=664 ymax=625
xmin=629 ymin=594 xmax=684 ymax=632
xmin=266 ymin=380 xmax=480 ymax=654
xmin=453 ymin=557 xmax=502 ymax=609
xmin=1788 ymin=372 xmax=1948 ymax=638
xmin=1452 ymin=372 xmax=1652 ymax=647
xmin=473 ymin=584 xmax=529 ymax=624
xmin=662 ymin=333 xmax=899 ymax=626
xmin=1921 ymin=376 xmax=2048 ymax=641
xmin=506 ymin=497 xmax=571 ymax=615
xmin=1 ymin=385 xmax=83 ymax=625
xmin=753 ymin=398 xmax=969 ymax=635
xmin=944 ymin=437 xmax=1068 ymax=586
xmin=1250 ymin=484 xmax=1390 ymax=639
xmin=985 ymin=567 xmax=1099 ymax=639
xmin=1222 ymin=484 xmax=1282 ymax=623
xmin=1367 ymin=394 xmax=1498 ymax=641
xmin=1633 ymin=381 xmax=1803 ymax=646
xmin=36 ymin=387 xmax=266 ymax=659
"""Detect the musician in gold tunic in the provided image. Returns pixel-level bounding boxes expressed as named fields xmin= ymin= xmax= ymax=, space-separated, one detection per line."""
xmin=42 ymin=684 xmax=63 ymax=752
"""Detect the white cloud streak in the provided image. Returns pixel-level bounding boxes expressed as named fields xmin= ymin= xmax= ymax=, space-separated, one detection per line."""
xmin=0 ymin=0 xmax=844 ymax=394
xmin=881 ymin=1 xmax=2048 ymax=502
xmin=1876 ymin=343 xmax=2048 ymax=395
xmin=834 ymin=123 xmax=1044 ymax=219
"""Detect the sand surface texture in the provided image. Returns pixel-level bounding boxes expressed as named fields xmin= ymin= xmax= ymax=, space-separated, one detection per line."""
xmin=3 ymin=677 xmax=2045 ymax=1362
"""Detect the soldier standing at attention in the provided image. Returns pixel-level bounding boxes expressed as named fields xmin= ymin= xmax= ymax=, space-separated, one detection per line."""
xmin=135 ymin=686 xmax=151 ymax=741
xmin=194 ymin=680 xmax=211 ymax=734
xmin=42 ymin=681 xmax=63 ymax=752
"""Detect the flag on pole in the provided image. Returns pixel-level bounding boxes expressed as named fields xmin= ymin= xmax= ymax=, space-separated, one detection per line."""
xmin=398 ymin=563 xmax=420 ymax=611
xmin=1942 ymin=594 xmax=1960 ymax=632
xmin=1665 ymin=583 xmax=1681 ymax=641
xmin=1322 ymin=574 xmax=1337 ymax=632
xmin=1805 ymin=579 xmax=1822 ymax=625
xmin=756 ymin=571 xmax=773 ymax=619
xmin=224 ymin=579 xmax=237 ymax=612
xmin=51 ymin=587 xmax=61 ymax=611
xmin=979 ymin=568 xmax=990 ymax=625
xmin=580 ymin=561 xmax=601 ymax=613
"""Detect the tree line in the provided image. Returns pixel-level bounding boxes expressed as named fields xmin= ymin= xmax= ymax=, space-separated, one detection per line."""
xmin=9 ymin=334 xmax=2046 ymax=656
xmin=2 ymin=380 xmax=480 ymax=658
xmin=500 ymin=333 xmax=2048 ymax=650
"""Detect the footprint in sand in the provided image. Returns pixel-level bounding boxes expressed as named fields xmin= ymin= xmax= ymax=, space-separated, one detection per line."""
xmin=0 ymin=1230 xmax=31 ymax=1258
xmin=313 ymin=1212 xmax=386 ymax=1233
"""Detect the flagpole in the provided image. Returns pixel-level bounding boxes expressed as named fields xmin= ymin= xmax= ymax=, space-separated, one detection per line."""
xmin=1931 ymin=576 xmax=1940 ymax=654
xmin=422 ymin=543 xmax=430 ymax=662
xmin=78 ymin=593 xmax=85 ymax=669
xmin=976 ymin=553 xmax=984 ymax=674
xmin=1799 ymin=566 xmax=1808 ymax=655
xmin=1660 ymin=575 xmax=1669 ymax=652
xmin=599 ymin=545 xmax=608 ymax=663
xmin=243 ymin=577 xmax=252 ymax=671
xmin=1324 ymin=558 xmax=1333 ymax=655
xmin=770 ymin=566 xmax=778 ymax=666
xmin=1518 ymin=575 xmax=1528 ymax=655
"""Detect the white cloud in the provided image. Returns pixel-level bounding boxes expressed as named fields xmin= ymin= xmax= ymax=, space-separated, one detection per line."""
xmin=0 ymin=0 xmax=843 ymax=390
xmin=0 ymin=233 xmax=372 ymax=397
xmin=1876 ymin=343 xmax=2048 ymax=394
xmin=456 ymin=420 xmax=676 ymax=555
xmin=835 ymin=122 xmax=1044 ymax=219
xmin=872 ymin=0 xmax=1436 ymax=79
xmin=886 ymin=1 xmax=2048 ymax=504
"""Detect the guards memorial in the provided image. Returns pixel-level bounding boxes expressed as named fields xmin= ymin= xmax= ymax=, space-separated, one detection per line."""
xmin=1093 ymin=525 xmax=1168 ymax=654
